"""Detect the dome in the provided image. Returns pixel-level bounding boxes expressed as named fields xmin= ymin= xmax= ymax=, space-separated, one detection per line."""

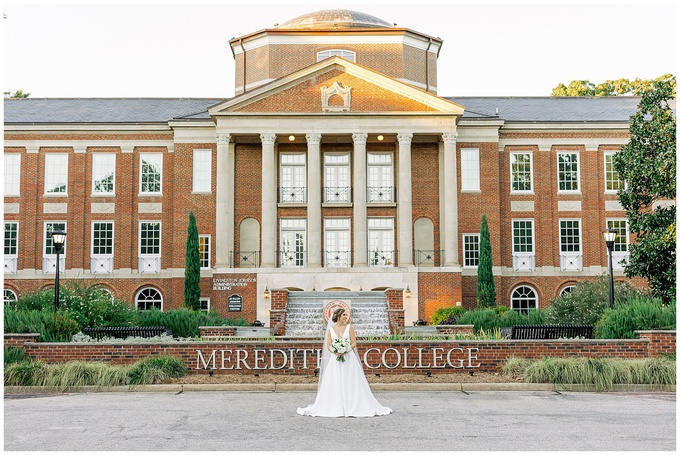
xmin=278 ymin=9 xmax=393 ymax=29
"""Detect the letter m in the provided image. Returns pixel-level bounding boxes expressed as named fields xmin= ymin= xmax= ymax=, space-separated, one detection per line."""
xmin=196 ymin=350 xmax=217 ymax=370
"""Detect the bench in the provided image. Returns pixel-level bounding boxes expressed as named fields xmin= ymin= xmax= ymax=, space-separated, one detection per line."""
xmin=510 ymin=324 xmax=593 ymax=340
xmin=82 ymin=326 xmax=171 ymax=340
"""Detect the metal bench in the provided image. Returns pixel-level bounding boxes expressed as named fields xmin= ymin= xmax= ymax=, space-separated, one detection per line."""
xmin=510 ymin=324 xmax=593 ymax=340
xmin=82 ymin=326 xmax=171 ymax=339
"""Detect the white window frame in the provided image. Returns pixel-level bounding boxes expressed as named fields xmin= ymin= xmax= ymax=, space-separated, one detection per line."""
xmin=92 ymin=153 xmax=116 ymax=195
xmin=280 ymin=219 xmax=306 ymax=267
xmin=138 ymin=221 xmax=161 ymax=273
xmin=4 ymin=289 xmax=18 ymax=306
xmin=557 ymin=151 xmax=580 ymax=193
xmin=199 ymin=297 xmax=210 ymax=312
xmin=44 ymin=153 xmax=68 ymax=195
xmin=512 ymin=219 xmax=535 ymax=271
xmin=136 ymin=287 xmax=163 ymax=311
xmin=4 ymin=222 xmax=18 ymax=274
xmin=461 ymin=148 xmax=480 ymax=192
xmin=139 ymin=153 xmax=163 ymax=195
xmin=511 ymin=285 xmax=538 ymax=314
xmin=317 ymin=49 xmax=356 ymax=62
xmin=91 ymin=221 xmax=114 ymax=274
xmin=4 ymin=153 xmax=21 ymax=196
xmin=368 ymin=217 xmax=394 ymax=267
xmin=462 ymin=233 xmax=480 ymax=268
xmin=280 ymin=153 xmax=307 ymax=203
xmin=324 ymin=153 xmax=351 ymax=203
xmin=199 ymin=234 xmax=211 ymax=269
xmin=367 ymin=152 xmax=394 ymax=202
xmin=510 ymin=152 xmax=533 ymax=193
xmin=604 ymin=152 xmax=624 ymax=193
xmin=192 ymin=149 xmax=212 ymax=193
xmin=606 ymin=219 xmax=630 ymax=270
xmin=43 ymin=221 xmax=66 ymax=274
xmin=559 ymin=219 xmax=582 ymax=271
xmin=324 ymin=218 xmax=351 ymax=268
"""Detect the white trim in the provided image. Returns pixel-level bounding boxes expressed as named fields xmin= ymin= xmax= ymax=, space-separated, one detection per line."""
xmin=556 ymin=151 xmax=581 ymax=194
xmin=509 ymin=151 xmax=533 ymax=194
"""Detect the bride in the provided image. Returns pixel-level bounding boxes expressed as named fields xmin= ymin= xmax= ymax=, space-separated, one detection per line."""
xmin=297 ymin=308 xmax=392 ymax=417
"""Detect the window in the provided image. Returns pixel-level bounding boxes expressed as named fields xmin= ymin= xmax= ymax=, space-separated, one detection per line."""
xmin=4 ymin=289 xmax=17 ymax=307
xmin=324 ymin=218 xmax=350 ymax=267
xmin=510 ymin=152 xmax=532 ymax=192
xmin=461 ymin=148 xmax=480 ymax=191
xmin=463 ymin=234 xmax=480 ymax=267
xmin=317 ymin=49 xmax=356 ymax=62
xmin=368 ymin=218 xmax=394 ymax=266
xmin=559 ymin=219 xmax=582 ymax=271
xmin=139 ymin=222 xmax=161 ymax=273
xmin=140 ymin=153 xmax=162 ymax=194
xmin=193 ymin=149 xmax=212 ymax=193
xmin=280 ymin=153 xmax=306 ymax=203
xmin=91 ymin=222 xmax=114 ymax=274
xmin=199 ymin=297 xmax=210 ymax=312
xmin=557 ymin=152 xmax=580 ymax=192
xmin=43 ymin=222 xmax=66 ymax=273
xmin=607 ymin=219 xmax=629 ymax=270
xmin=324 ymin=153 xmax=351 ymax=202
xmin=560 ymin=285 xmax=575 ymax=297
xmin=280 ymin=219 xmax=306 ymax=267
xmin=136 ymin=287 xmax=162 ymax=311
xmin=604 ymin=152 xmax=623 ymax=192
xmin=367 ymin=153 xmax=394 ymax=202
xmin=4 ymin=222 xmax=18 ymax=274
xmin=4 ymin=153 xmax=21 ymax=196
xmin=45 ymin=153 xmax=68 ymax=194
xmin=511 ymin=285 xmax=538 ymax=314
xmin=92 ymin=153 xmax=116 ymax=195
xmin=512 ymin=220 xmax=534 ymax=271
xmin=199 ymin=235 xmax=211 ymax=269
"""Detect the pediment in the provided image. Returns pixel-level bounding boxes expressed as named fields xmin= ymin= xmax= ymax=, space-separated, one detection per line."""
xmin=208 ymin=57 xmax=465 ymax=117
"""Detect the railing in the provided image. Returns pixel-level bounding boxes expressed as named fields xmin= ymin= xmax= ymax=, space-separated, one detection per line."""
xmin=42 ymin=257 xmax=65 ymax=274
xmin=324 ymin=250 xmax=351 ymax=268
xmin=367 ymin=186 xmax=396 ymax=203
xmin=279 ymin=186 xmax=307 ymax=203
xmin=560 ymin=253 xmax=582 ymax=271
xmin=230 ymin=251 xmax=260 ymax=268
xmin=324 ymin=186 xmax=351 ymax=203
xmin=138 ymin=256 xmax=160 ymax=273
xmin=4 ymin=256 xmax=17 ymax=274
xmin=279 ymin=250 xmax=306 ymax=267
xmin=512 ymin=253 xmax=535 ymax=272
xmin=369 ymin=250 xmax=395 ymax=267
xmin=91 ymin=256 xmax=113 ymax=274
xmin=414 ymin=250 xmax=443 ymax=267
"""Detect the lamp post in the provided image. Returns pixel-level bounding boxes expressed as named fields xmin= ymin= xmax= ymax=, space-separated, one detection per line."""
xmin=51 ymin=230 xmax=67 ymax=311
xmin=603 ymin=228 xmax=617 ymax=310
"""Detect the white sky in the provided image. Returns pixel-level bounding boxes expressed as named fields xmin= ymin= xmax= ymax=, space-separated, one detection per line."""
xmin=2 ymin=0 xmax=677 ymax=99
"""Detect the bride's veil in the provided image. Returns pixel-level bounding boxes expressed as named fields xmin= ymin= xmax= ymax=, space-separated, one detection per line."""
xmin=317 ymin=318 xmax=334 ymax=384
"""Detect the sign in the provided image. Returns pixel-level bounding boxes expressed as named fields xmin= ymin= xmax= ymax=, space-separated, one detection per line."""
xmin=228 ymin=294 xmax=243 ymax=312
xmin=213 ymin=277 xmax=256 ymax=291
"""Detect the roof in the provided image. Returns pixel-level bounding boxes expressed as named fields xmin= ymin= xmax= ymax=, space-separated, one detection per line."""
xmin=278 ymin=9 xmax=393 ymax=29
xmin=4 ymin=96 xmax=660 ymax=124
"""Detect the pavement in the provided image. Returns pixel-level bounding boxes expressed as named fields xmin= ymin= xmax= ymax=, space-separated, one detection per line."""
xmin=4 ymin=385 xmax=676 ymax=452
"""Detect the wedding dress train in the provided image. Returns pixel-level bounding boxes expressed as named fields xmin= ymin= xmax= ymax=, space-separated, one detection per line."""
xmin=297 ymin=324 xmax=392 ymax=417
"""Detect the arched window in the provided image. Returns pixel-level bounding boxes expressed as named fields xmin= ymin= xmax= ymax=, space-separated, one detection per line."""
xmin=4 ymin=289 xmax=17 ymax=307
xmin=511 ymin=285 xmax=538 ymax=314
xmin=136 ymin=287 xmax=162 ymax=311
xmin=317 ymin=49 xmax=356 ymax=63
xmin=559 ymin=285 xmax=576 ymax=297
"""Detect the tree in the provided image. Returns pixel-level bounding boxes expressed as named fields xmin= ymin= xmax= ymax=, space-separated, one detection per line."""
xmin=613 ymin=78 xmax=676 ymax=304
xmin=3 ymin=89 xmax=30 ymax=98
xmin=184 ymin=211 xmax=201 ymax=311
xmin=477 ymin=214 xmax=496 ymax=308
xmin=551 ymin=74 xmax=675 ymax=97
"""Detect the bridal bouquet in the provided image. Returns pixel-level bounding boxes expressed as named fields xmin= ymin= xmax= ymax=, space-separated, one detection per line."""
xmin=330 ymin=338 xmax=352 ymax=362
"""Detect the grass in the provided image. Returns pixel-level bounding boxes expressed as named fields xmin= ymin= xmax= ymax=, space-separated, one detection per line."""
xmin=502 ymin=356 xmax=676 ymax=391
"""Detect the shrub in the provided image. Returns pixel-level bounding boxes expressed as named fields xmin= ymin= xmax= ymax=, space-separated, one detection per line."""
xmin=594 ymin=297 xmax=676 ymax=339
xmin=456 ymin=307 xmax=546 ymax=334
xmin=12 ymin=288 xmax=53 ymax=312
xmin=3 ymin=308 xmax=71 ymax=342
xmin=136 ymin=308 xmax=248 ymax=338
xmin=128 ymin=356 xmax=187 ymax=385
xmin=46 ymin=311 xmax=81 ymax=340
xmin=4 ymin=346 xmax=30 ymax=366
xmin=430 ymin=306 xmax=467 ymax=325
xmin=4 ymin=360 xmax=48 ymax=386
xmin=544 ymin=276 xmax=648 ymax=325
xmin=59 ymin=281 xmax=137 ymax=328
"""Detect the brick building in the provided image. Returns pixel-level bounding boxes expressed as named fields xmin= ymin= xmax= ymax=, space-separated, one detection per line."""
xmin=3 ymin=9 xmax=643 ymax=325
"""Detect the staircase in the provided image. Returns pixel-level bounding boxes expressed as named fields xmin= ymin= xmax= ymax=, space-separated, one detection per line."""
xmin=284 ymin=291 xmax=390 ymax=337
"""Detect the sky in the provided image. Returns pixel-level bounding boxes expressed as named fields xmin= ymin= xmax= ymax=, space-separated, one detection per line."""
xmin=2 ymin=0 xmax=677 ymax=99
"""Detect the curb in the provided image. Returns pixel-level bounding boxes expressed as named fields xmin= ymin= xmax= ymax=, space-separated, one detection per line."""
xmin=4 ymin=383 xmax=675 ymax=394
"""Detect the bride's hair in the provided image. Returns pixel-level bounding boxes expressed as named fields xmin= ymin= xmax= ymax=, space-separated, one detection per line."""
xmin=331 ymin=308 xmax=347 ymax=323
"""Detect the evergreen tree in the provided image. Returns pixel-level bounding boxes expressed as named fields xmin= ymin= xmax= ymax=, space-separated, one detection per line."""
xmin=184 ymin=211 xmax=201 ymax=311
xmin=477 ymin=214 xmax=496 ymax=308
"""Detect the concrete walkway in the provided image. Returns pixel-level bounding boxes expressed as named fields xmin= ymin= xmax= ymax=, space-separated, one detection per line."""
xmin=5 ymin=388 xmax=676 ymax=451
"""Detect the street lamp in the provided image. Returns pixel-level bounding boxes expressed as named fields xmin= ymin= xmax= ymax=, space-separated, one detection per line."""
xmin=51 ymin=230 xmax=67 ymax=311
xmin=603 ymin=228 xmax=617 ymax=310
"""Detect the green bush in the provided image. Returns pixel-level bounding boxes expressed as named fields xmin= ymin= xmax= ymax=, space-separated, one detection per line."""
xmin=46 ymin=311 xmax=81 ymax=340
xmin=12 ymin=288 xmax=53 ymax=312
xmin=136 ymin=308 xmax=248 ymax=338
xmin=430 ymin=306 xmax=467 ymax=325
xmin=4 ymin=346 xmax=30 ymax=366
xmin=3 ymin=308 xmax=71 ymax=342
xmin=4 ymin=360 xmax=48 ymax=386
xmin=544 ymin=276 xmax=647 ymax=325
xmin=594 ymin=297 xmax=676 ymax=339
xmin=456 ymin=307 xmax=546 ymax=334
xmin=59 ymin=281 xmax=138 ymax=328
xmin=128 ymin=356 xmax=187 ymax=385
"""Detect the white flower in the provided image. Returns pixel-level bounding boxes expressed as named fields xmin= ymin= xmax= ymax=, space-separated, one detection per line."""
xmin=330 ymin=338 xmax=352 ymax=362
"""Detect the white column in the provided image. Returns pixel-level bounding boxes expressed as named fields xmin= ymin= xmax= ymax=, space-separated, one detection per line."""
xmin=352 ymin=133 xmax=368 ymax=267
xmin=306 ymin=133 xmax=322 ymax=267
xmin=215 ymin=133 xmax=232 ymax=268
xmin=260 ymin=133 xmax=277 ymax=267
xmin=397 ymin=133 xmax=413 ymax=266
xmin=442 ymin=132 xmax=459 ymax=266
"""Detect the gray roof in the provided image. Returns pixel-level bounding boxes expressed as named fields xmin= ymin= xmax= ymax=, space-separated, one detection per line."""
xmin=4 ymin=95 xmax=665 ymax=124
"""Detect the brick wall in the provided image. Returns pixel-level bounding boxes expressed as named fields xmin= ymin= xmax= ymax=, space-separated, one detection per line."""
xmin=636 ymin=330 xmax=676 ymax=358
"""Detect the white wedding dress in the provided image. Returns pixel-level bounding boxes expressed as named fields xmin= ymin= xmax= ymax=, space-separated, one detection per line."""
xmin=297 ymin=323 xmax=392 ymax=417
